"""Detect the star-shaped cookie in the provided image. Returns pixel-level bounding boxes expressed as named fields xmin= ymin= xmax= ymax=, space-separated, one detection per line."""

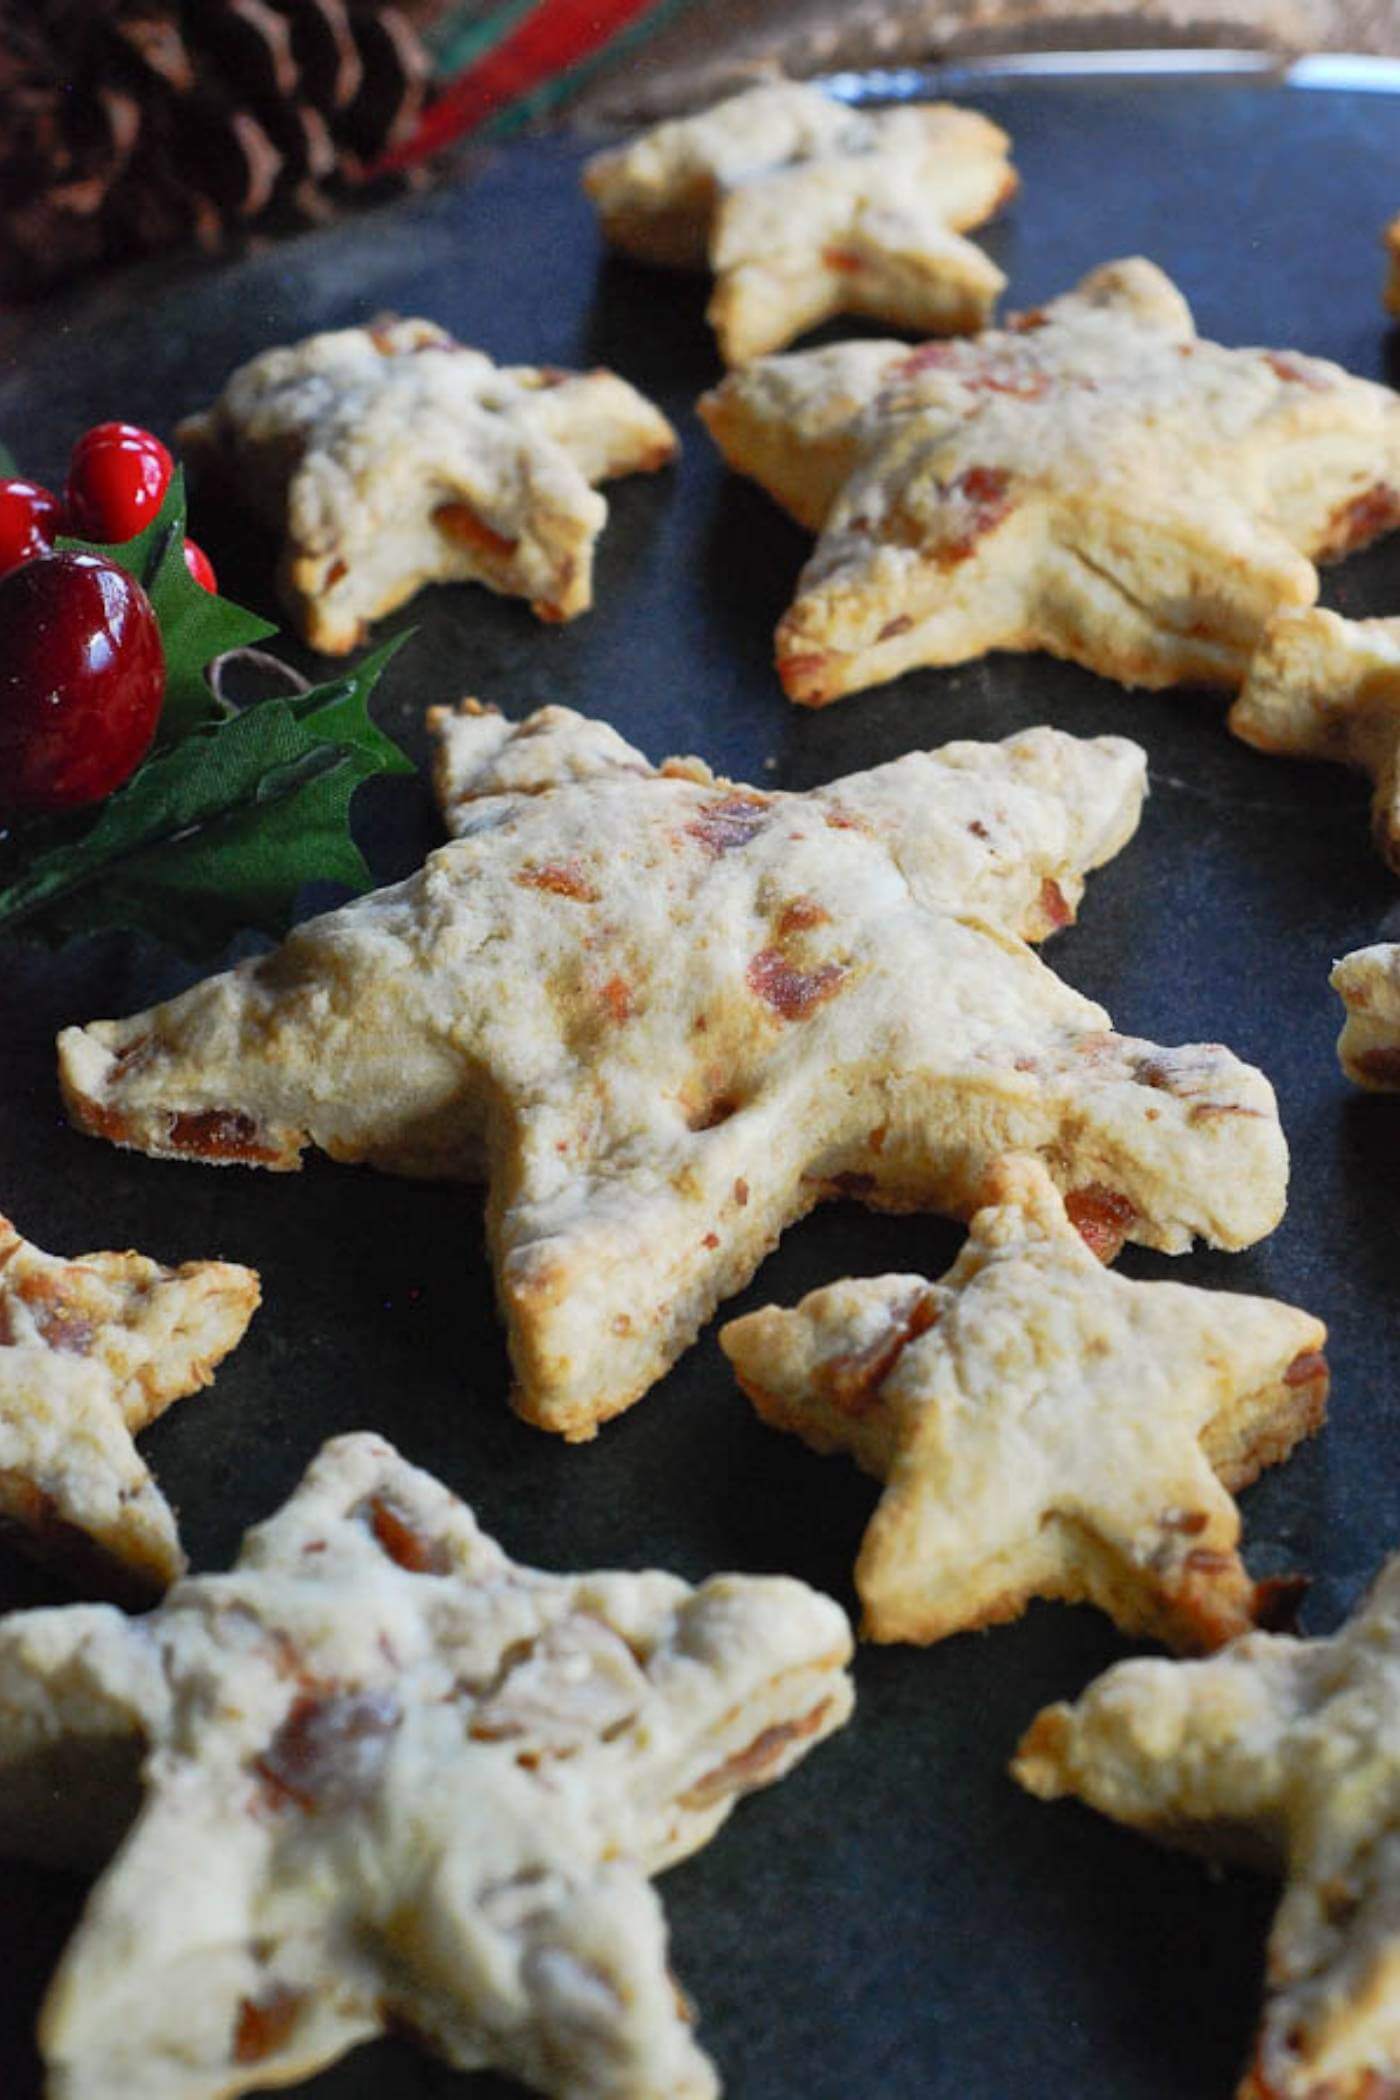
xmin=58 ymin=703 xmax=1289 ymax=1441
xmin=583 ymin=81 xmax=1016 ymax=366
xmin=1014 ymin=1547 xmax=1400 ymax=2100
xmin=1231 ymin=608 xmax=1400 ymax=873
xmin=0 ymin=1431 xmax=853 ymax=2100
xmin=0 ymin=1212 xmax=258 ymax=1598
xmin=699 ymin=258 xmax=1400 ymax=705
xmin=721 ymin=1156 xmax=1326 ymax=1652
xmin=1332 ymin=943 xmax=1400 ymax=1089
xmin=176 ymin=317 xmax=678 ymax=654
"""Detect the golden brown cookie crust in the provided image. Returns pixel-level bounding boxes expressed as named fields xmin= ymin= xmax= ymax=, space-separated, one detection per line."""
xmin=0 ymin=1216 xmax=258 ymax=1596
xmin=701 ymin=258 xmax=1400 ymax=706
xmin=722 ymin=1156 xmax=1324 ymax=1651
xmin=59 ymin=705 xmax=1288 ymax=1440
xmin=584 ymin=82 xmax=1016 ymax=362
xmin=1015 ymin=1550 xmax=1400 ymax=2099
xmin=178 ymin=318 xmax=677 ymax=653
xmin=1232 ymin=607 xmax=1400 ymax=873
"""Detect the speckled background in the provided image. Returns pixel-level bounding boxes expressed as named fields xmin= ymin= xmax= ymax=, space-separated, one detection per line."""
xmin=0 ymin=70 xmax=1398 ymax=2100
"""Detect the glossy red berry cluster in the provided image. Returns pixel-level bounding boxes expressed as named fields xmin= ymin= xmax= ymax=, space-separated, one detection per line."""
xmin=0 ymin=420 xmax=216 ymax=590
xmin=0 ymin=419 xmax=216 ymax=817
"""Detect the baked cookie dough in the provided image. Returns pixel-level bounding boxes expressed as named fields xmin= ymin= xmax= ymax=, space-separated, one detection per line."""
xmin=1016 ymin=1546 xmax=1400 ymax=2100
xmin=700 ymin=258 xmax=1400 ymax=706
xmin=178 ymin=318 xmax=677 ymax=653
xmin=1232 ymin=607 xmax=1400 ymax=874
xmin=0 ymin=1432 xmax=853 ymax=2100
xmin=1332 ymin=943 xmax=1400 ymax=1089
xmin=583 ymin=80 xmax=1016 ymax=365
xmin=722 ymin=1156 xmax=1325 ymax=1651
xmin=0 ymin=1213 xmax=257 ymax=1596
xmin=59 ymin=704 xmax=1289 ymax=1441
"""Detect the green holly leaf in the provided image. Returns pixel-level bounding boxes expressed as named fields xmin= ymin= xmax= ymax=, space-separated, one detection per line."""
xmin=0 ymin=637 xmax=415 ymax=957
xmin=57 ymin=471 xmax=277 ymax=742
xmin=0 ymin=441 xmax=17 ymax=476
xmin=3 ymin=456 xmax=416 ymax=957
xmin=288 ymin=639 xmax=419 ymax=781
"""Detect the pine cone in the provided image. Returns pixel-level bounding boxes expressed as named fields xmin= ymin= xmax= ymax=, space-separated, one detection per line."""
xmin=0 ymin=0 xmax=432 ymax=296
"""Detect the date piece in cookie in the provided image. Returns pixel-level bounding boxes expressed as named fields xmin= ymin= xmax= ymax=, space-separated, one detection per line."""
xmin=1015 ymin=1548 xmax=1400 ymax=2100
xmin=0 ymin=1213 xmax=258 ymax=1598
xmin=0 ymin=1431 xmax=853 ymax=2100
xmin=700 ymin=258 xmax=1400 ymax=706
xmin=1231 ymin=608 xmax=1400 ymax=874
xmin=177 ymin=318 xmax=678 ymax=654
xmin=58 ymin=703 xmax=1289 ymax=1442
xmin=583 ymin=81 xmax=1016 ymax=365
xmin=722 ymin=1156 xmax=1325 ymax=1652
xmin=1332 ymin=944 xmax=1400 ymax=1090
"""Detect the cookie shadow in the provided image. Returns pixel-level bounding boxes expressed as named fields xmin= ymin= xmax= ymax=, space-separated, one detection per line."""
xmin=997 ymin=1774 xmax=1277 ymax=2100
xmin=581 ymin=255 xmax=716 ymax=406
xmin=0 ymin=1867 xmax=84 ymax=2100
xmin=697 ymin=473 xmax=808 ymax=671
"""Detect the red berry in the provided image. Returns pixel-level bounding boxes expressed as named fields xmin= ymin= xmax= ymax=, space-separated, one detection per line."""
xmin=70 ymin=421 xmax=167 ymax=462
xmin=65 ymin=425 xmax=173 ymax=542
xmin=0 ymin=553 xmax=165 ymax=815
xmin=183 ymin=537 xmax=217 ymax=593
xmin=0 ymin=479 xmax=64 ymax=576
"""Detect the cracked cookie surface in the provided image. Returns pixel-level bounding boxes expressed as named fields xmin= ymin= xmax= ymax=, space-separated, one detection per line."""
xmin=59 ymin=704 xmax=1288 ymax=1440
xmin=701 ymin=258 xmax=1400 ymax=706
xmin=178 ymin=318 xmax=677 ymax=654
xmin=583 ymin=81 xmax=1015 ymax=365
xmin=722 ymin=1156 xmax=1325 ymax=1650
xmin=0 ymin=1432 xmax=852 ymax=2100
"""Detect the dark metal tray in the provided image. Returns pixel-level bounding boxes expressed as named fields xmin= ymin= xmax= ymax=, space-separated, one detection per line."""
xmin=2 ymin=60 xmax=1399 ymax=2100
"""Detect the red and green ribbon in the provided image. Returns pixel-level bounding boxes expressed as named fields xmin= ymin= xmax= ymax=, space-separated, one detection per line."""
xmin=381 ymin=0 xmax=698 ymax=171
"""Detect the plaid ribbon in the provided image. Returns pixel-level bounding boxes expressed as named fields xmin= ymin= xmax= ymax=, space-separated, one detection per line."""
xmin=381 ymin=0 xmax=698 ymax=170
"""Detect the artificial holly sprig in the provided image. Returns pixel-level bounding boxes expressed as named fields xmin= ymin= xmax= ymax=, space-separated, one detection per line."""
xmin=0 ymin=473 xmax=415 ymax=958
